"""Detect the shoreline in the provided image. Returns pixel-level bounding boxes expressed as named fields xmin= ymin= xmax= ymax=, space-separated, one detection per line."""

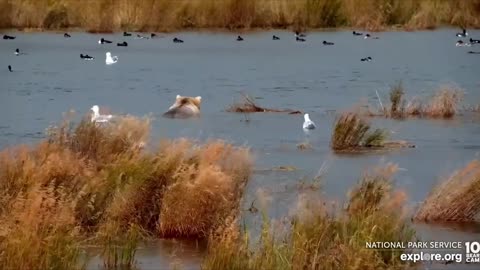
xmin=0 ymin=25 xmax=472 ymax=34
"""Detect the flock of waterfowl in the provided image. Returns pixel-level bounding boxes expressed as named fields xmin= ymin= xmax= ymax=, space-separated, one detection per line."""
xmin=455 ymin=28 xmax=480 ymax=48
xmin=2 ymin=28 xmax=479 ymax=130
xmin=4 ymin=27 xmax=479 ymax=70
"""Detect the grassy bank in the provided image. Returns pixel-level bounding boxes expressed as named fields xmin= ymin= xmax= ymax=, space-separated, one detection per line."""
xmin=414 ymin=160 xmax=480 ymax=222
xmin=203 ymin=163 xmax=416 ymax=270
xmin=0 ymin=0 xmax=479 ymax=32
xmin=0 ymin=115 xmax=252 ymax=269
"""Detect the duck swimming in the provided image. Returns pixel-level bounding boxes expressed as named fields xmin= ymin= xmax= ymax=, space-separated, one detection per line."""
xmin=353 ymin=31 xmax=363 ymax=36
xmin=123 ymin=31 xmax=132 ymax=36
xmin=14 ymin=48 xmax=27 ymax=55
xmin=456 ymin=40 xmax=471 ymax=47
xmin=468 ymin=51 xmax=480 ymax=54
xmin=456 ymin=28 xmax=468 ymax=38
xmin=98 ymin=38 xmax=113 ymax=44
xmin=117 ymin=41 xmax=128 ymax=47
xmin=8 ymin=65 xmax=12 ymax=72
xmin=236 ymin=35 xmax=244 ymax=41
xmin=296 ymin=36 xmax=306 ymax=42
xmin=64 ymin=33 xmax=71 ymax=38
xmin=173 ymin=37 xmax=184 ymax=43
xmin=361 ymin=57 xmax=372 ymax=62
xmin=323 ymin=40 xmax=334 ymax=45
xmin=364 ymin=33 xmax=379 ymax=39
xmin=80 ymin=54 xmax=94 ymax=60
xmin=272 ymin=35 xmax=280 ymax=40
xmin=3 ymin=35 xmax=15 ymax=40
xmin=151 ymin=33 xmax=157 ymax=38
xmin=470 ymin=38 xmax=480 ymax=44
xmin=135 ymin=34 xmax=148 ymax=39
xmin=303 ymin=114 xmax=316 ymax=130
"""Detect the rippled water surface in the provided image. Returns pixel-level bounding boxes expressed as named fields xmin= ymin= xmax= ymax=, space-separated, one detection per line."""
xmin=1 ymin=29 xmax=480 ymax=269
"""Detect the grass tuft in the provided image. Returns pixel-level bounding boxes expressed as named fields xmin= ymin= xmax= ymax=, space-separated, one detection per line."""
xmin=414 ymin=160 xmax=480 ymax=222
xmin=423 ymin=86 xmax=463 ymax=118
xmin=389 ymin=81 xmax=405 ymax=118
xmin=331 ymin=111 xmax=388 ymax=151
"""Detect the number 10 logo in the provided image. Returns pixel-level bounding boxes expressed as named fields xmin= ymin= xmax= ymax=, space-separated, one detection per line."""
xmin=466 ymin=242 xmax=480 ymax=263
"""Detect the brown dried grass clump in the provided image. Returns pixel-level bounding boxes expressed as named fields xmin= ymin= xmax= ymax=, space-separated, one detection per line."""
xmin=226 ymin=94 xmax=300 ymax=114
xmin=414 ymin=160 xmax=480 ymax=222
xmin=0 ymin=183 xmax=82 ymax=270
xmin=156 ymin=140 xmax=252 ymax=238
xmin=377 ymin=84 xmax=463 ymax=119
xmin=203 ymin=163 xmax=416 ymax=270
xmin=423 ymin=86 xmax=463 ymax=118
xmin=0 ymin=114 xmax=252 ymax=269
xmin=331 ymin=111 xmax=388 ymax=152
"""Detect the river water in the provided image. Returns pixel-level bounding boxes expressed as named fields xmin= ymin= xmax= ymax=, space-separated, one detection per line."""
xmin=1 ymin=29 xmax=479 ymax=269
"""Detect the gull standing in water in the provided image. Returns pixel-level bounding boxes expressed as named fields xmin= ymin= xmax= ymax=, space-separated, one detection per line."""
xmin=303 ymin=113 xmax=316 ymax=130
xmin=91 ymin=105 xmax=113 ymax=123
xmin=105 ymin=52 xmax=118 ymax=65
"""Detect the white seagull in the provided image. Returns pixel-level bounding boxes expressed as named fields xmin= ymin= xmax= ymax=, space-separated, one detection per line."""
xmin=303 ymin=113 xmax=316 ymax=130
xmin=105 ymin=52 xmax=118 ymax=65
xmin=91 ymin=105 xmax=113 ymax=123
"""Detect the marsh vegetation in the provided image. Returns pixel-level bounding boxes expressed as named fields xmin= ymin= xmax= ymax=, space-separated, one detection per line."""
xmin=0 ymin=115 xmax=252 ymax=269
xmin=1 ymin=0 xmax=479 ymax=31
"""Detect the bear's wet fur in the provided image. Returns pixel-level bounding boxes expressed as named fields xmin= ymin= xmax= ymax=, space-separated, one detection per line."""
xmin=163 ymin=95 xmax=201 ymax=119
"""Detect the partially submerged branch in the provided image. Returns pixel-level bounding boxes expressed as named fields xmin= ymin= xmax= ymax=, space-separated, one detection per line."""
xmin=227 ymin=94 xmax=301 ymax=114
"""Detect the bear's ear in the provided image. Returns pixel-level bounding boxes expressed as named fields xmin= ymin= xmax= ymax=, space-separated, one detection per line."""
xmin=176 ymin=95 xmax=182 ymax=100
xmin=195 ymin=96 xmax=202 ymax=102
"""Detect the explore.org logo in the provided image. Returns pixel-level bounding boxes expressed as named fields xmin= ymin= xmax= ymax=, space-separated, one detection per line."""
xmin=365 ymin=241 xmax=480 ymax=264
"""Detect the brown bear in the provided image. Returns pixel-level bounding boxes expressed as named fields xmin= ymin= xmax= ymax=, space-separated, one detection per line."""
xmin=163 ymin=95 xmax=201 ymax=118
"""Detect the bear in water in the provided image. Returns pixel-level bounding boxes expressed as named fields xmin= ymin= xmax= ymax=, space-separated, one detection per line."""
xmin=163 ymin=95 xmax=201 ymax=118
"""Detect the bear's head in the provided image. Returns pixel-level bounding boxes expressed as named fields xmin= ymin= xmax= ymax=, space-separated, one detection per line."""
xmin=163 ymin=95 xmax=202 ymax=118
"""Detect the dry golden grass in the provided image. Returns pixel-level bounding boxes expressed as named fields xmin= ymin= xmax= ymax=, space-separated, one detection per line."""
xmin=423 ymin=86 xmax=463 ymax=118
xmin=157 ymin=139 xmax=252 ymax=238
xmin=0 ymin=115 xmax=252 ymax=269
xmin=0 ymin=183 xmax=82 ymax=270
xmin=203 ymin=163 xmax=416 ymax=270
xmin=389 ymin=81 xmax=405 ymax=118
xmin=414 ymin=160 xmax=480 ymax=222
xmin=1 ymin=0 xmax=479 ymax=31
xmin=331 ymin=111 xmax=388 ymax=152
xmin=377 ymin=84 xmax=463 ymax=119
